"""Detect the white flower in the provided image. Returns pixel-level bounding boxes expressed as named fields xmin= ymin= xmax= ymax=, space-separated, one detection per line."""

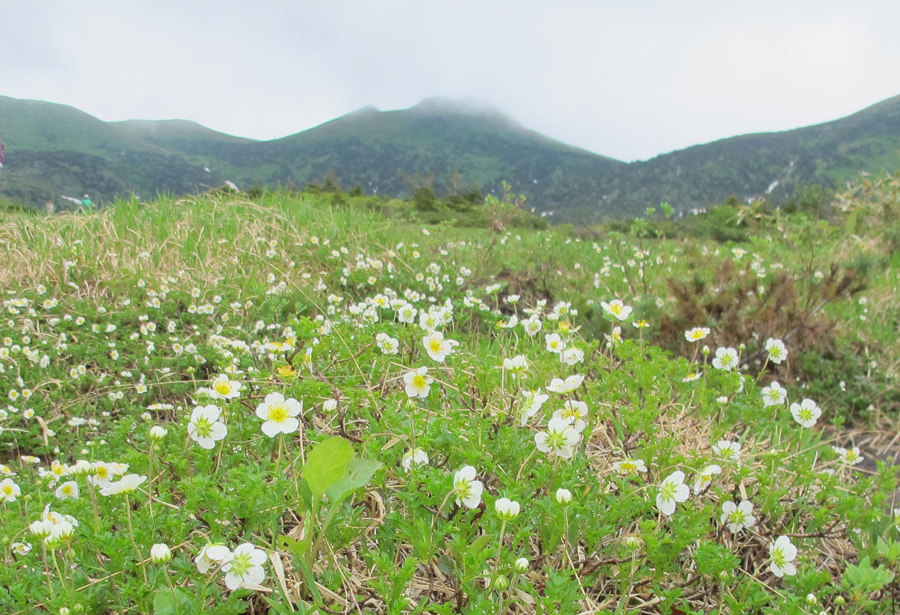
xmin=403 ymin=367 xmax=433 ymax=398
xmin=546 ymin=374 xmax=584 ymax=394
xmin=46 ymin=520 xmax=75 ymax=545
xmin=195 ymin=543 xmax=232 ymax=573
xmin=790 ymin=399 xmax=822 ymax=428
xmin=151 ymin=543 xmax=172 ymax=564
xmin=656 ymin=471 xmax=690 ymax=516
xmin=768 ymin=536 xmax=798 ymax=577
xmin=502 ymin=355 xmax=528 ymax=376
xmin=222 ymin=543 xmax=267 ymax=590
xmin=685 ymin=327 xmax=710 ymax=342
xmin=761 ymin=382 xmax=787 ymax=406
xmin=720 ymin=500 xmax=756 ymax=533
xmin=29 ymin=519 xmax=54 ymax=539
xmin=100 ymin=474 xmax=147 ymax=496
xmin=561 ymin=347 xmax=585 ymax=365
xmin=612 ymin=459 xmax=647 ymax=475
xmin=553 ymin=400 xmax=588 ymax=433
xmin=423 ymin=331 xmax=458 ymax=362
xmin=555 ymin=488 xmax=572 ymax=506
xmin=401 ymin=448 xmax=429 ymax=471
xmin=712 ymin=347 xmax=738 ymax=371
xmin=54 ymin=481 xmax=79 ymax=500
xmin=765 ymin=338 xmax=788 ymax=364
xmin=605 ymin=326 xmax=623 ymax=347
xmin=712 ymin=440 xmax=742 ymax=462
xmin=601 ymin=299 xmax=632 ymax=321
xmin=523 ymin=317 xmax=542 ymax=336
xmin=494 ymin=497 xmax=521 ymax=520
xmin=693 ymin=464 xmax=722 ymax=495
xmin=188 ymin=405 xmax=228 ymax=449
xmin=833 ymin=446 xmax=863 ymax=466
xmin=86 ymin=462 xmax=114 ymax=487
xmin=534 ymin=417 xmax=581 ymax=459
xmin=204 ymin=374 xmax=243 ymax=400
xmin=375 ymin=332 xmax=399 ymax=355
xmin=545 ymin=333 xmax=566 ymax=354
xmin=0 ymin=478 xmax=21 ymax=503
xmin=11 ymin=542 xmax=31 ymax=556
xmin=519 ymin=389 xmax=549 ymax=425
xmin=453 ymin=466 xmax=484 ymax=509
xmin=255 ymin=393 xmax=302 ymax=437
xmin=397 ymin=304 xmax=418 ymax=324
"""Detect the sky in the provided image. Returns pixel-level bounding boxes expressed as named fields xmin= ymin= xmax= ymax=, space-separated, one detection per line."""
xmin=3 ymin=0 xmax=900 ymax=162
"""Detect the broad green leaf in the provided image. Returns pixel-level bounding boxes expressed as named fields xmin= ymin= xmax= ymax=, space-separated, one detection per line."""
xmin=302 ymin=436 xmax=354 ymax=499
xmin=467 ymin=533 xmax=493 ymax=555
xmin=325 ymin=458 xmax=382 ymax=505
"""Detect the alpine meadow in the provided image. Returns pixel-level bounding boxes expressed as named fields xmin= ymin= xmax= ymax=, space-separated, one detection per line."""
xmin=1 ymin=166 xmax=900 ymax=615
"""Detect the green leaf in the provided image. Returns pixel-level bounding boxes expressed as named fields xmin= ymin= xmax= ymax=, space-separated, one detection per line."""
xmin=303 ymin=436 xmax=354 ymax=499
xmin=153 ymin=588 xmax=192 ymax=615
xmin=325 ymin=458 xmax=382 ymax=505
xmin=263 ymin=596 xmax=294 ymax=615
xmin=278 ymin=533 xmax=311 ymax=559
xmin=467 ymin=533 xmax=493 ymax=555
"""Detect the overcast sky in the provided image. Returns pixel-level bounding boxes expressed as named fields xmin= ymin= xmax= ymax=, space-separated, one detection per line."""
xmin=3 ymin=0 xmax=900 ymax=161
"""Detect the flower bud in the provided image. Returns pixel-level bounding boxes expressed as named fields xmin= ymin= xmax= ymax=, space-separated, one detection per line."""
xmin=805 ymin=594 xmax=817 ymax=605
xmin=323 ymin=399 xmax=338 ymax=411
xmin=149 ymin=426 xmax=168 ymax=441
xmin=150 ymin=543 xmax=172 ymax=564
xmin=701 ymin=345 xmax=711 ymax=355
xmin=29 ymin=519 xmax=52 ymax=539
xmin=834 ymin=596 xmax=845 ymax=606
xmin=555 ymin=488 xmax=572 ymax=506
xmin=495 ymin=497 xmax=521 ymax=521
xmin=514 ymin=557 xmax=529 ymax=573
xmin=492 ymin=574 xmax=509 ymax=590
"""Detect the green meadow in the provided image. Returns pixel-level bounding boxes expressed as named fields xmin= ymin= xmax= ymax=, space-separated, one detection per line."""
xmin=1 ymin=177 xmax=899 ymax=614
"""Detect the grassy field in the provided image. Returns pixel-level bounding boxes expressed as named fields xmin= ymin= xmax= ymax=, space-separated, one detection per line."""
xmin=1 ymin=185 xmax=899 ymax=614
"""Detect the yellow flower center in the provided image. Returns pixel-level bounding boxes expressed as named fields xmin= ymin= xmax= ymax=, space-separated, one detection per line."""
xmin=429 ymin=340 xmax=443 ymax=353
xmin=214 ymin=381 xmax=232 ymax=395
xmin=412 ymin=375 xmax=427 ymax=388
xmin=267 ymin=403 xmax=289 ymax=423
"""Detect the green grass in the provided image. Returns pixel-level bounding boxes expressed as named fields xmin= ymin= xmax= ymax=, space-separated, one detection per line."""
xmin=0 ymin=188 xmax=899 ymax=614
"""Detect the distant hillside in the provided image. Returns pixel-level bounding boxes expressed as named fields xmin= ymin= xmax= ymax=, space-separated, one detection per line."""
xmin=2 ymin=94 xmax=900 ymax=221
xmin=582 ymin=94 xmax=900 ymax=221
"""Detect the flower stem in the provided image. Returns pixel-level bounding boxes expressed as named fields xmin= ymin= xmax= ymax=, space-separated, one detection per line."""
xmin=125 ymin=494 xmax=149 ymax=583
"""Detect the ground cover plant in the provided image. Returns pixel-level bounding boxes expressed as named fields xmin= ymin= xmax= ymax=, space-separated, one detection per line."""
xmin=1 ymin=185 xmax=899 ymax=614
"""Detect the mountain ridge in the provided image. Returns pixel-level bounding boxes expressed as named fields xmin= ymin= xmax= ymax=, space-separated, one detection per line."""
xmin=2 ymin=94 xmax=899 ymax=222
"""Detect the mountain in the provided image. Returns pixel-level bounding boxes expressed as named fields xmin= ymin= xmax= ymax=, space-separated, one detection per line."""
xmin=2 ymin=94 xmax=900 ymax=221
xmin=583 ymin=94 xmax=900 ymax=221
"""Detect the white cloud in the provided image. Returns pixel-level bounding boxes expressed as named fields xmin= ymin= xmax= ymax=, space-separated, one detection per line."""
xmin=1 ymin=0 xmax=899 ymax=160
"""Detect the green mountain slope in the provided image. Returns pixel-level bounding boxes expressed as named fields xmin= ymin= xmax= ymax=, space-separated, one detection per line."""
xmin=2 ymin=94 xmax=900 ymax=220
xmin=222 ymin=98 xmax=623 ymax=206
xmin=582 ymin=94 xmax=900 ymax=221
